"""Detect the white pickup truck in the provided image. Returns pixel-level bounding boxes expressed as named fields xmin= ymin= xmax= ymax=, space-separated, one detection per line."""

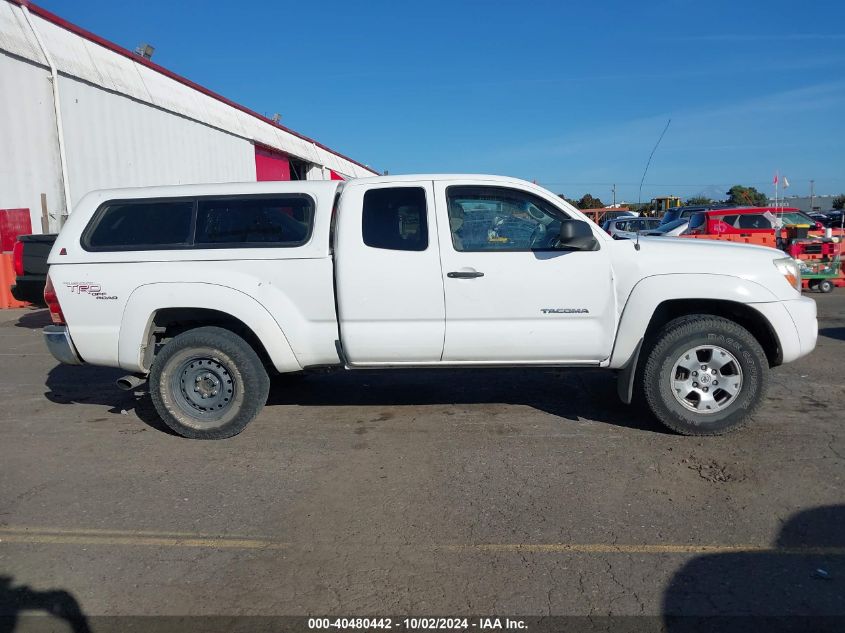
xmin=42 ymin=175 xmax=817 ymax=439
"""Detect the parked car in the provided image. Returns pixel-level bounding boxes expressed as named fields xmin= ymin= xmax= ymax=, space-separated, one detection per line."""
xmin=11 ymin=233 xmax=58 ymax=305
xmin=808 ymin=212 xmax=833 ymax=227
xmin=659 ymin=204 xmax=735 ymax=226
xmin=825 ymin=210 xmax=845 ymax=227
xmin=585 ymin=210 xmax=637 ymax=225
xmin=43 ymin=176 xmax=816 ymax=439
xmin=601 ymin=216 xmax=662 ymax=239
xmin=639 ymin=218 xmax=689 ymax=237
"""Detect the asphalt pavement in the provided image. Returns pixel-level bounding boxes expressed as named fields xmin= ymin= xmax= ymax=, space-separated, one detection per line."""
xmin=1 ymin=294 xmax=843 ymax=629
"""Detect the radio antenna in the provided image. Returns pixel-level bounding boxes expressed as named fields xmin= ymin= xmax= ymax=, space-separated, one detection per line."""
xmin=637 ymin=119 xmax=671 ymax=206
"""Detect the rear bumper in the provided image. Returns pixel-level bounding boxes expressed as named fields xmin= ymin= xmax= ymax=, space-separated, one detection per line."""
xmin=43 ymin=325 xmax=83 ymax=365
xmin=11 ymin=276 xmax=46 ymax=305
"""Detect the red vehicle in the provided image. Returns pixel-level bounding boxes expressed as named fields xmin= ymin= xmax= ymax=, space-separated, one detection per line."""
xmin=685 ymin=207 xmax=822 ymax=236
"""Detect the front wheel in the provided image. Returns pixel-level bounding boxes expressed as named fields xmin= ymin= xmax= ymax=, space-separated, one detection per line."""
xmin=641 ymin=316 xmax=768 ymax=436
xmin=149 ymin=326 xmax=270 ymax=439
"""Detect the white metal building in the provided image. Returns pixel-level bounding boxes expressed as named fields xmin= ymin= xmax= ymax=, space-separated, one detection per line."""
xmin=0 ymin=0 xmax=377 ymax=234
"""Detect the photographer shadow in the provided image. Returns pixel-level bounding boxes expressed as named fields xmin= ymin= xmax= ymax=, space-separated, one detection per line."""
xmin=0 ymin=575 xmax=91 ymax=633
xmin=663 ymin=505 xmax=845 ymax=632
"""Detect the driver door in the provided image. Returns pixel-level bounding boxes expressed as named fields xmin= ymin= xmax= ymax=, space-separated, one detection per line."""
xmin=435 ymin=181 xmax=616 ymax=363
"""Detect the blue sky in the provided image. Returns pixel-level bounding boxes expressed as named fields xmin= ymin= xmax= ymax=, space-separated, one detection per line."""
xmin=40 ymin=0 xmax=845 ymax=203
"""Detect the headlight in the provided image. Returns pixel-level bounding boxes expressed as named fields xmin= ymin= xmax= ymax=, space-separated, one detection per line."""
xmin=773 ymin=257 xmax=801 ymax=293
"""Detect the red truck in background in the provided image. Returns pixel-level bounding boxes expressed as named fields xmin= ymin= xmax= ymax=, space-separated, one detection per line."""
xmin=681 ymin=207 xmax=843 ymax=292
xmin=684 ymin=207 xmax=826 ymax=237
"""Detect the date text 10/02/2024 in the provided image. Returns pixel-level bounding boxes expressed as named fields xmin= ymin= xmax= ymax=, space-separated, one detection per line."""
xmin=307 ymin=618 xmax=528 ymax=630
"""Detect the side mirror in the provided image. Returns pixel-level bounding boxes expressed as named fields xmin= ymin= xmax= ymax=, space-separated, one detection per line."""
xmin=559 ymin=219 xmax=599 ymax=251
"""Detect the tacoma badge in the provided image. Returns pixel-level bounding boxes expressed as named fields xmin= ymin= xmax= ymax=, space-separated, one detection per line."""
xmin=541 ymin=308 xmax=590 ymax=314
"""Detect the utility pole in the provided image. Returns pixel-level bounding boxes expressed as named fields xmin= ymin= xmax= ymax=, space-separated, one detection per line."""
xmin=612 ymin=184 xmax=616 ymax=207
xmin=810 ymin=179 xmax=815 ymax=213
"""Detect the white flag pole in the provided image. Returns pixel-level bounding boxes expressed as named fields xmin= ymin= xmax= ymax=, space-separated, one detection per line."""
xmin=774 ymin=171 xmax=778 ymax=209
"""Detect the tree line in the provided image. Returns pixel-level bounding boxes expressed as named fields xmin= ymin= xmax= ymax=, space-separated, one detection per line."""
xmin=559 ymin=185 xmax=785 ymax=210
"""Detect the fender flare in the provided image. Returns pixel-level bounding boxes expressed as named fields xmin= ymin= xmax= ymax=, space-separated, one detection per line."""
xmin=118 ymin=282 xmax=301 ymax=374
xmin=609 ymin=273 xmax=779 ymax=371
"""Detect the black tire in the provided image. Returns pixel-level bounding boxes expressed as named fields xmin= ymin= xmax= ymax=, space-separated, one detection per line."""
xmin=149 ymin=326 xmax=270 ymax=439
xmin=807 ymin=280 xmax=819 ymax=292
xmin=641 ymin=315 xmax=768 ymax=436
xmin=818 ymin=279 xmax=834 ymax=294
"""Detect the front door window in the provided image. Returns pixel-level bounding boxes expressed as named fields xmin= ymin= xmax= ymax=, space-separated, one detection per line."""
xmin=447 ymin=186 xmax=569 ymax=252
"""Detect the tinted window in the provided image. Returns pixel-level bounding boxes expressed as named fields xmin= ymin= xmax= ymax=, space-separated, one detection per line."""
xmin=362 ymin=187 xmax=428 ymax=251
xmin=688 ymin=213 xmax=706 ymax=230
xmin=447 ymin=186 xmax=568 ymax=251
xmin=196 ymin=196 xmax=312 ymax=246
xmin=737 ymin=214 xmax=770 ymax=229
xmin=86 ymin=201 xmax=193 ymax=249
xmin=660 ymin=210 xmax=680 ymax=225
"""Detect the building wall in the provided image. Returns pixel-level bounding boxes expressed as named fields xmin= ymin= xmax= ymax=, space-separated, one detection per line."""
xmin=767 ymin=196 xmax=837 ymax=214
xmin=0 ymin=51 xmax=65 ymax=232
xmin=60 ymin=75 xmax=256 ymax=207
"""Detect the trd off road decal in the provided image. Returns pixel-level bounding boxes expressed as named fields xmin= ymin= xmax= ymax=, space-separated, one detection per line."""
xmin=65 ymin=282 xmax=117 ymax=301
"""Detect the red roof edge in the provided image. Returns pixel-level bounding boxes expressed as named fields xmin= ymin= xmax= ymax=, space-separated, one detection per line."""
xmin=7 ymin=0 xmax=375 ymax=175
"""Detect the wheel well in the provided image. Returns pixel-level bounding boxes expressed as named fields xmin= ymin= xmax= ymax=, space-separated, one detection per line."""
xmin=644 ymin=299 xmax=782 ymax=367
xmin=146 ymin=308 xmax=274 ymax=371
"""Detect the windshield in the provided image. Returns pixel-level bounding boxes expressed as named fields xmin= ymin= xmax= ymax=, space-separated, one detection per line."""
xmin=781 ymin=211 xmax=816 ymax=225
xmin=659 ymin=210 xmax=681 ymax=225
xmin=652 ymin=218 xmax=687 ymax=233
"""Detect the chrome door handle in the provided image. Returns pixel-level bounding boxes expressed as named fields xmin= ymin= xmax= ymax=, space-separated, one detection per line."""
xmin=447 ymin=271 xmax=484 ymax=279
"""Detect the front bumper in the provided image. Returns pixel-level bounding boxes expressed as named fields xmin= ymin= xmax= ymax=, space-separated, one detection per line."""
xmin=43 ymin=325 xmax=83 ymax=365
xmin=751 ymin=296 xmax=818 ymax=364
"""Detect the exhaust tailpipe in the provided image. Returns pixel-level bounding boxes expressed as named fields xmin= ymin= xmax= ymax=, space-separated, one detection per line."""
xmin=116 ymin=375 xmax=147 ymax=391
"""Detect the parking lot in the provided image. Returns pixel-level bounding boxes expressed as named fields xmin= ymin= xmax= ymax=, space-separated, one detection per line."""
xmin=1 ymin=294 xmax=844 ymax=625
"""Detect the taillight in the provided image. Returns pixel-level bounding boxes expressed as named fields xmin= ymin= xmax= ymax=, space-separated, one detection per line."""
xmin=44 ymin=276 xmax=66 ymax=325
xmin=12 ymin=240 xmax=24 ymax=277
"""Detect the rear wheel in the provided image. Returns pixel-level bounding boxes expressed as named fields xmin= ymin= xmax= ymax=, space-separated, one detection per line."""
xmin=149 ymin=326 xmax=269 ymax=439
xmin=642 ymin=316 xmax=768 ymax=436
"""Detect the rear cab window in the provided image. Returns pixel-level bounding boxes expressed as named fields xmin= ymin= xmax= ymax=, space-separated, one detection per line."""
xmin=195 ymin=196 xmax=312 ymax=247
xmin=82 ymin=195 xmax=314 ymax=251
xmin=84 ymin=201 xmax=193 ymax=250
xmin=361 ymin=187 xmax=428 ymax=251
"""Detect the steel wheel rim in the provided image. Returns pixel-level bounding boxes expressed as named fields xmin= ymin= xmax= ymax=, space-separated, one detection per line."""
xmin=171 ymin=355 xmax=236 ymax=423
xmin=670 ymin=345 xmax=743 ymax=414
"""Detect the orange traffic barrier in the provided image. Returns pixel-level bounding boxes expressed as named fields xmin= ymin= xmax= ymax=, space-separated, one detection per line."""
xmin=681 ymin=233 xmax=778 ymax=247
xmin=0 ymin=252 xmax=30 ymax=309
